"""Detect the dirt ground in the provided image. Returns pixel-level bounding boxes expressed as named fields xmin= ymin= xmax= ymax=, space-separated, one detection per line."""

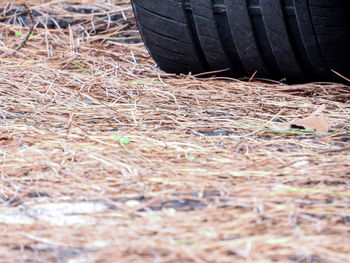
xmin=0 ymin=1 xmax=349 ymax=262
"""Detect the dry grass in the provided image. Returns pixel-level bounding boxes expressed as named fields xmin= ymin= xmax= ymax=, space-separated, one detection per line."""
xmin=0 ymin=1 xmax=349 ymax=262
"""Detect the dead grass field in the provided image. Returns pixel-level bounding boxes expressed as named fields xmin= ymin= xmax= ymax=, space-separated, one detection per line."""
xmin=0 ymin=1 xmax=349 ymax=262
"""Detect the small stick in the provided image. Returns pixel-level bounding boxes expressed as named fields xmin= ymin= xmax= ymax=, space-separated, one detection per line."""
xmin=14 ymin=2 xmax=35 ymax=52
xmin=331 ymin=69 xmax=350 ymax=83
xmin=66 ymin=113 xmax=76 ymax=138
xmin=193 ymin=68 xmax=230 ymax=77
xmin=249 ymin=70 xmax=258 ymax=82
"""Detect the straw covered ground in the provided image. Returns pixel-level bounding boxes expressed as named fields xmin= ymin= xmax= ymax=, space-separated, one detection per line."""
xmin=0 ymin=1 xmax=349 ymax=262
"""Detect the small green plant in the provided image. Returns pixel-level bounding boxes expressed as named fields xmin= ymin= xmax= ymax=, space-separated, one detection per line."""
xmin=15 ymin=32 xmax=33 ymax=38
xmin=112 ymin=134 xmax=131 ymax=145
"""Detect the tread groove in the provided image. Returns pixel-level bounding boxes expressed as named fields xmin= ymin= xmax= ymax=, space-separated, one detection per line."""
xmin=134 ymin=2 xmax=186 ymax=25
xmin=281 ymin=0 xmax=314 ymax=79
xmin=306 ymin=0 xmax=329 ymax=71
xmin=211 ymin=0 xmax=246 ymax=76
xmin=183 ymin=0 xmax=211 ymax=71
xmin=189 ymin=0 xmax=233 ymax=74
xmin=246 ymin=0 xmax=282 ymax=78
xmin=137 ymin=19 xmax=187 ymax=44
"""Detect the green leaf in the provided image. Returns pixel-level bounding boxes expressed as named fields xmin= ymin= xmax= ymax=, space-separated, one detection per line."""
xmin=120 ymin=137 xmax=131 ymax=145
xmin=15 ymin=31 xmax=22 ymax=37
xmin=111 ymin=134 xmax=122 ymax=141
xmin=111 ymin=134 xmax=131 ymax=145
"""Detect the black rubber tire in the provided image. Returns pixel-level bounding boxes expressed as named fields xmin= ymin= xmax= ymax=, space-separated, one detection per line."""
xmin=132 ymin=0 xmax=350 ymax=83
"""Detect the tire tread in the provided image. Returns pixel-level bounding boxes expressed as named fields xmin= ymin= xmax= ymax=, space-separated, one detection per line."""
xmin=132 ymin=0 xmax=350 ymax=82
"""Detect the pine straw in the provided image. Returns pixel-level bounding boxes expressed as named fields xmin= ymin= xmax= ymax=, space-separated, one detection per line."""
xmin=0 ymin=1 xmax=349 ymax=262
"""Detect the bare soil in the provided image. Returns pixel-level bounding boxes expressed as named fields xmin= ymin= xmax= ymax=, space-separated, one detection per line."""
xmin=0 ymin=1 xmax=349 ymax=262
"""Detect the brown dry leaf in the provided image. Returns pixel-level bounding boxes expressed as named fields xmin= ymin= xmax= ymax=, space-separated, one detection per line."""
xmin=290 ymin=104 xmax=329 ymax=133
xmin=290 ymin=115 xmax=329 ymax=133
xmin=269 ymin=105 xmax=330 ymax=133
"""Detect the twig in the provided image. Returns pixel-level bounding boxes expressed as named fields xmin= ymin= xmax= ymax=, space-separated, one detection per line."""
xmin=14 ymin=2 xmax=35 ymax=52
xmin=249 ymin=70 xmax=258 ymax=82
xmin=66 ymin=113 xmax=76 ymax=138
xmin=331 ymin=69 xmax=350 ymax=83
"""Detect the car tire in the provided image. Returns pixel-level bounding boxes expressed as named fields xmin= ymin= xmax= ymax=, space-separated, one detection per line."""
xmin=132 ymin=0 xmax=350 ymax=83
